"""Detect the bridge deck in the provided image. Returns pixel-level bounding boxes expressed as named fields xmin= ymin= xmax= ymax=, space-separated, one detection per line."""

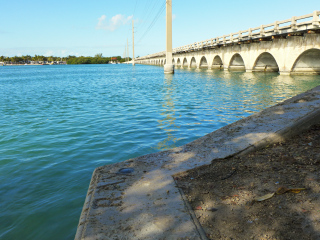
xmin=138 ymin=10 xmax=320 ymax=59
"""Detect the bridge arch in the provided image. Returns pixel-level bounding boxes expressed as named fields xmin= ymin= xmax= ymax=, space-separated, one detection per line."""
xmin=212 ymin=55 xmax=223 ymax=69
xmin=253 ymin=52 xmax=279 ymax=72
xmin=229 ymin=53 xmax=245 ymax=71
xmin=177 ymin=58 xmax=181 ymax=67
xmin=182 ymin=58 xmax=188 ymax=68
xmin=172 ymin=58 xmax=175 ymax=66
xmin=190 ymin=57 xmax=197 ymax=68
xmin=291 ymin=48 xmax=320 ymax=74
xmin=199 ymin=56 xmax=208 ymax=68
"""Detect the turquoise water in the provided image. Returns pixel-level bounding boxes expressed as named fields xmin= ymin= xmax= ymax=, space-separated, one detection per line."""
xmin=0 ymin=64 xmax=319 ymax=240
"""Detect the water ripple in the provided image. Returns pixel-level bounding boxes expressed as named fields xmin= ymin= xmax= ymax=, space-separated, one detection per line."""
xmin=0 ymin=65 xmax=319 ymax=239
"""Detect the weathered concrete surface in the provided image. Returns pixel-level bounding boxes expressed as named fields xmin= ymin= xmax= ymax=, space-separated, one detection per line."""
xmin=75 ymin=85 xmax=320 ymax=240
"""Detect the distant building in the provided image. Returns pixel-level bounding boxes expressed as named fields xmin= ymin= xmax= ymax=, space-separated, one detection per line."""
xmin=110 ymin=57 xmax=119 ymax=64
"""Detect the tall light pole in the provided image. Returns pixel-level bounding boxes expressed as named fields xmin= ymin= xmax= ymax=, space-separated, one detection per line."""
xmin=132 ymin=20 xmax=135 ymax=66
xmin=164 ymin=0 xmax=174 ymax=74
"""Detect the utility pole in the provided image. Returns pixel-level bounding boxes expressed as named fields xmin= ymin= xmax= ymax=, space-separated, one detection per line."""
xmin=164 ymin=0 xmax=174 ymax=74
xmin=132 ymin=20 xmax=135 ymax=66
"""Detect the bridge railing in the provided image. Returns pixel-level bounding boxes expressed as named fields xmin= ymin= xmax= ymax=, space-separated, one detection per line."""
xmin=136 ymin=10 xmax=320 ymax=61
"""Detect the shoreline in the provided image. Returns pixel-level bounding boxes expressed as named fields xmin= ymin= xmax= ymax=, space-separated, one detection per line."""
xmin=75 ymin=85 xmax=320 ymax=240
xmin=1 ymin=64 xmax=67 ymax=66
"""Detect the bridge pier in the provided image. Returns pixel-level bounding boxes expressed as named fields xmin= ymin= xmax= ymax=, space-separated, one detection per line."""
xmin=279 ymin=71 xmax=291 ymax=75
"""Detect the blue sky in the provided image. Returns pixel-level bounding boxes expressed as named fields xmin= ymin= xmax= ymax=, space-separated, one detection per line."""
xmin=0 ymin=0 xmax=318 ymax=57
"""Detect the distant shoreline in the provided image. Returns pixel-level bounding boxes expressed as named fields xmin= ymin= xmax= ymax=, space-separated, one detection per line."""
xmin=1 ymin=55 xmax=128 ymax=66
xmin=0 ymin=62 xmax=128 ymax=66
xmin=1 ymin=63 xmax=67 ymax=66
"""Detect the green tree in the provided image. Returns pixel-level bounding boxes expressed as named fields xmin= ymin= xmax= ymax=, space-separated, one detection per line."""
xmin=22 ymin=55 xmax=32 ymax=63
xmin=12 ymin=56 xmax=23 ymax=63
xmin=95 ymin=53 xmax=103 ymax=58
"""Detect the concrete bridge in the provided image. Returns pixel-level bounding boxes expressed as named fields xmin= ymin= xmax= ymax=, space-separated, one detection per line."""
xmin=136 ymin=11 xmax=320 ymax=75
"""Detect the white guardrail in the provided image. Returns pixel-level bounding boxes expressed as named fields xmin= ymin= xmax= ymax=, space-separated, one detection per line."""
xmin=137 ymin=10 xmax=320 ymax=60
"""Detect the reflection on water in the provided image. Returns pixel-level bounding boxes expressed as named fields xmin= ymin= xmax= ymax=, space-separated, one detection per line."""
xmin=199 ymin=69 xmax=314 ymax=108
xmin=155 ymin=68 xmax=320 ymax=149
xmin=155 ymin=74 xmax=181 ymax=150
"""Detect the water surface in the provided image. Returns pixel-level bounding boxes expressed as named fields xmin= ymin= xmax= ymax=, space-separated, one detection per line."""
xmin=0 ymin=64 xmax=319 ymax=239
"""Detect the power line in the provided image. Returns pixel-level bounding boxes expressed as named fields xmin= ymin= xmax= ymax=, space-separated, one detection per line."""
xmin=133 ymin=0 xmax=138 ymax=17
xmin=137 ymin=0 xmax=163 ymax=32
xmin=137 ymin=1 xmax=166 ymax=43
xmin=125 ymin=0 xmax=166 ymax=57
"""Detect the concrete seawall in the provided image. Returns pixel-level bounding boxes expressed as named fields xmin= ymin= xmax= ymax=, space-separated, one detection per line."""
xmin=75 ymin=85 xmax=320 ymax=240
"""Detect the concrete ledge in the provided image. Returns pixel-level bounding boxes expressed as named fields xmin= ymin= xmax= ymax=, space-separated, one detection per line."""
xmin=228 ymin=66 xmax=246 ymax=71
xmin=75 ymin=85 xmax=320 ymax=240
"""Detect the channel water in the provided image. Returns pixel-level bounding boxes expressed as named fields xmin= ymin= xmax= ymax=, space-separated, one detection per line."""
xmin=0 ymin=64 xmax=319 ymax=239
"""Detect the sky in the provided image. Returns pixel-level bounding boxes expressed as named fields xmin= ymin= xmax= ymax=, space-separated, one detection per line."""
xmin=0 ymin=0 xmax=318 ymax=58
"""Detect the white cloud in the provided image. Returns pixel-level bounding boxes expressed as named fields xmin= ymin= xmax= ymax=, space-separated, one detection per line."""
xmin=96 ymin=14 xmax=133 ymax=31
